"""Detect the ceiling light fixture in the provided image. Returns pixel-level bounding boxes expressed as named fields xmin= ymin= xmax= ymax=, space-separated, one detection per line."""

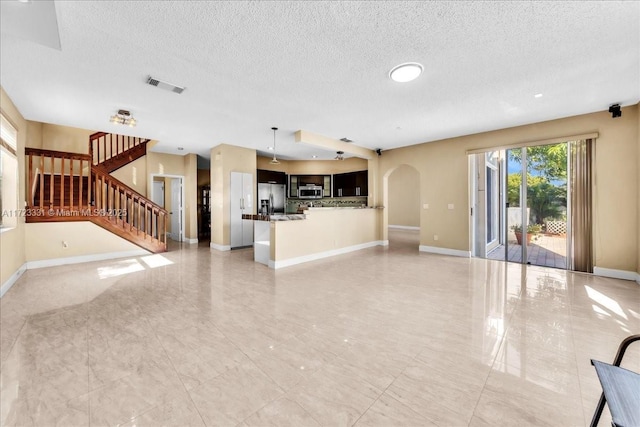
xmin=389 ymin=62 xmax=423 ymax=83
xmin=335 ymin=151 xmax=344 ymax=161
xmin=270 ymin=127 xmax=280 ymax=164
xmin=534 ymin=93 xmax=543 ymax=98
xmin=109 ymin=109 xmax=137 ymax=127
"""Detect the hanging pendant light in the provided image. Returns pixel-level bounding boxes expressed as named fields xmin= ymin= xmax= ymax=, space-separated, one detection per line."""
xmin=270 ymin=127 xmax=280 ymax=164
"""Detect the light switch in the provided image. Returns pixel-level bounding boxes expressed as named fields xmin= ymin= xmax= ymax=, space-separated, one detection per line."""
xmin=423 ymin=203 xmax=429 ymax=209
xmin=448 ymin=204 xmax=454 ymax=210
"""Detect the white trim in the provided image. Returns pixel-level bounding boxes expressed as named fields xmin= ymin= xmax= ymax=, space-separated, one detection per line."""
xmin=150 ymin=173 xmax=185 ymax=243
xmin=184 ymin=237 xmax=198 ymax=244
xmin=380 ymin=240 xmax=389 ymax=246
xmin=593 ymin=267 xmax=638 ymax=282
xmin=269 ymin=240 xmax=385 ymax=269
xmin=210 ymin=242 xmax=231 ymax=251
xmin=388 ymin=225 xmax=420 ymax=231
xmin=419 ymin=245 xmax=471 ymax=258
xmin=0 ymin=263 xmax=27 ymax=298
xmin=637 ymin=273 xmax=640 ymax=285
xmin=25 ymin=250 xmax=150 ymax=270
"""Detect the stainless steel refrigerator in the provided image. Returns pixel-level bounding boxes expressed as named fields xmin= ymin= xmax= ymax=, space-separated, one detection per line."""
xmin=258 ymin=183 xmax=286 ymax=215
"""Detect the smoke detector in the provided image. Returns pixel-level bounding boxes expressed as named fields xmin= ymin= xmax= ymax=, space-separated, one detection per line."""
xmin=146 ymin=76 xmax=185 ymax=94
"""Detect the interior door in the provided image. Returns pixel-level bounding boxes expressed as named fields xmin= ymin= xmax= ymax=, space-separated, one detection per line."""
xmin=152 ymin=180 xmax=164 ymax=207
xmin=171 ymin=178 xmax=183 ymax=241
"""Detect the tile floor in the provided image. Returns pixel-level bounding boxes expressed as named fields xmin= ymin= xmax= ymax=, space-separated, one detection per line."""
xmin=1 ymin=229 xmax=639 ymax=426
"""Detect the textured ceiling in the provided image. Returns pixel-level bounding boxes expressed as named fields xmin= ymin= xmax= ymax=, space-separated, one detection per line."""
xmin=1 ymin=1 xmax=638 ymax=161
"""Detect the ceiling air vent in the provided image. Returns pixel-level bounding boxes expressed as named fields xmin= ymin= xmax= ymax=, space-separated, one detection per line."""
xmin=340 ymin=137 xmax=353 ymax=143
xmin=146 ymin=76 xmax=185 ymax=94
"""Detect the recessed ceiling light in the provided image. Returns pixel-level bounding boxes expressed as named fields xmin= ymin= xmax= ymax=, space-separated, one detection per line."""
xmin=177 ymin=147 xmax=184 ymax=151
xmin=312 ymin=155 xmax=318 ymax=159
xmin=389 ymin=62 xmax=423 ymax=83
xmin=534 ymin=93 xmax=543 ymax=98
xmin=267 ymin=146 xmax=274 ymax=150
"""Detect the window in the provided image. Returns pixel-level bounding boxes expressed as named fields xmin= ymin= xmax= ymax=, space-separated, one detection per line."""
xmin=1 ymin=114 xmax=18 ymax=229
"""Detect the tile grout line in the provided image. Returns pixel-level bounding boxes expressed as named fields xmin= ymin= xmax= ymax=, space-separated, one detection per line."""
xmin=138 ymin=294 xmax=210 ymax=427
xmin=468 ymin=266 xmax=525 ymax=426
xmin=349 ymin=343 xmax=432 ymax=427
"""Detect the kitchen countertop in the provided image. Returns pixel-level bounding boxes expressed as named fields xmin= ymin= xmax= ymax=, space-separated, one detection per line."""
xmin=244 ymin=214 xmax=306 ymax=221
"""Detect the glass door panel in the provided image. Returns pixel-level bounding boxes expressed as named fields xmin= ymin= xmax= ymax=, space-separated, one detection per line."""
xmin=506 ymin=148 xmax=524 ymax=263
xmin=525 ymin=144 xmax=568 ymax=268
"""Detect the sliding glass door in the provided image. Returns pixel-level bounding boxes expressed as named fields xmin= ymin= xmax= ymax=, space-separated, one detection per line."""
xmin=475 ymin=143 xmax=569 ymax=270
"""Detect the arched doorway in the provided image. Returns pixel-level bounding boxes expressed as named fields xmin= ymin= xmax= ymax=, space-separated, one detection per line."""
xmin=383 ymin=164 xmax=420 ymax=251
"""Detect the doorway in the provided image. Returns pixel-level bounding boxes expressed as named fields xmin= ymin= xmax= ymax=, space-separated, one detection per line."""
xmin=385 ymin=164 xmax=420 ymax=251
xmin=472 ymin=143 xmax=569 ymax=269
xmin=151 ymin=175 xmax=184 ymax=242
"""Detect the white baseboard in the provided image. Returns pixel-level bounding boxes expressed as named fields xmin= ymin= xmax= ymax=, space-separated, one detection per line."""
xmin=210 ymin=242 xmax=231 ymax=251
xmin=419 ymin=245 xmax=471 ymax=258
xmin=25 ymin=250 xmax=150 ymax=270
xmin=380 ymin=240 xmax=389 ymax=246
xmin=269 ymin=240 xmax=386 ymax=269
xmin=0 ymin=263 xmax=27 ymax=298
xmin=593 ymin=266 xmax=638 ymax=282
xmin=184 ymin=238 xmax=198 ymax=244
xmin=388 ymin=225 xmax=420 ymax=231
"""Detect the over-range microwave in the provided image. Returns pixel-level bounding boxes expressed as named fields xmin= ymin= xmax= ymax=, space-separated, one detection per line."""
xmin=298 ymin=185 xmax=323 ymax=199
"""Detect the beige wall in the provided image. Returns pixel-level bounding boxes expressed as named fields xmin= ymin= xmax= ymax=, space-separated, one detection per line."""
xmin=377 ymin=105 xmax=639 ymax=273
xmin=26 ymin=121 xmax=42 ymax=148
xmin=210 ymin=144 xmax=257 ymax=247
xmin=183 ymin=153 xmax=198 ymax=240
xmin=41 ymin=123 xmax=92 ymax=154
xmin=0 ymin=87 xmax=27 ymax=287
xmin=256 ymin=155 xmax=368 ymax=175
xmin=388 ymin=164 xmax=420 ymax=227
xmin=25 ymin=222 xmax=143 ymax=261
xmin=146 ymin=152 xmax=199 ymax=241
xmin=637 ymin=105 xmax=640 ymax=278
xmin=110 ymin=156 xmax=147 ymax=195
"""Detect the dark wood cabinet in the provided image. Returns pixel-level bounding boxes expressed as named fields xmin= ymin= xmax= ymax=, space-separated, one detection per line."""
xmin=257 ymin=169 xmax=286 ymax=184
xmin=332 ymin=170 xmax=368 ymax=197
xmin=289 ymin=174 xmax=331 ymax=197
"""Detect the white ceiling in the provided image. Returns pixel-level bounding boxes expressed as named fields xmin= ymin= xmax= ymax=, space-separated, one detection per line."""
xmin=1 ymin=1 xmax=638 ymax=162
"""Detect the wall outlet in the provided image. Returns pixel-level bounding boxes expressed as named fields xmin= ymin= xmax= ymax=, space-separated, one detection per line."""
xmin=423 ymin=203 xmax=429 ymax=209
xmin=433 ymin=235 xmax=439 ymax=241
xmin=447 ymin=204 xmax=454 ymax=210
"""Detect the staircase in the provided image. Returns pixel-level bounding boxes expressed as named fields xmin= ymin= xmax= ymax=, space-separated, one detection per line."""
xmin=25 ymin=132 xmax=167 ymax=253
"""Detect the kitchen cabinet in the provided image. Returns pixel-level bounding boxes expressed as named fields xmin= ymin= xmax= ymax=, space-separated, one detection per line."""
xmin=333 ymin=170 xmax=368 ymax=197
xmin=230 ymin=172 xmax=253 ymax=248
xmin=257 ymin=169 xmax=286 ymax=185
xmin=289 ymin=174 xmax=331 ymax=197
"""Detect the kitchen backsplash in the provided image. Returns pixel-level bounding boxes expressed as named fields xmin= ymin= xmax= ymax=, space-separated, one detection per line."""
xmin=286 ymin=197 xmax=368 ymax=213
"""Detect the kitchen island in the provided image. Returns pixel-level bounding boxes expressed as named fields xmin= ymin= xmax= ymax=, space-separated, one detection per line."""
xmin=254 ymin=207 xmax=385 ymax=269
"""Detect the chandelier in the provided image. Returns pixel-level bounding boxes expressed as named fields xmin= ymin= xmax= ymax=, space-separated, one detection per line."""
xmin=110 ymin=109 xmax=137 ymax=127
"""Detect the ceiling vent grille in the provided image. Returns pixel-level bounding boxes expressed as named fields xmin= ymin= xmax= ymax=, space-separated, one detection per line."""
xmin=146 ymin=76 xmax=185 ymax=94
xmin=340 ymin=137 xmax=353 ymax=143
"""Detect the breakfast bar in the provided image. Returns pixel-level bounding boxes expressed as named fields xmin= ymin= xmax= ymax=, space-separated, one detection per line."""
xmin=254 ymin=207 xmax=384 ymax=269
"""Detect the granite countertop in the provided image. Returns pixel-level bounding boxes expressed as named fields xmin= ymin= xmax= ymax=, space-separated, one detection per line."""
xmin=243 ymin=214 xmax=306 ymax=221
xmin=269 ymin=214 xmax=306 ymax=221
